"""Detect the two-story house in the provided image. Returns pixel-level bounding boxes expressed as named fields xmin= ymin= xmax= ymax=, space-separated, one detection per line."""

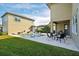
xmin=1 ymin=12 xmax=34 ymax=35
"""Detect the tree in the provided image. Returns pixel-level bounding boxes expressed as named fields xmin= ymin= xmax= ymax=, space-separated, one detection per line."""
xmin=40 ymin=25 xmax=50 ymax=33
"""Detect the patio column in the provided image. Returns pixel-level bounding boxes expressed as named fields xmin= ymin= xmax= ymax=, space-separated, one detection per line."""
xmin=50 ymin=5 xmax=53 ymax=33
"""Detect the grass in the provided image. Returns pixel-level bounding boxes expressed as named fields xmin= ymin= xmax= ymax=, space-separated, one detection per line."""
xmin=0 ymin=35 xmax=79 ymax=56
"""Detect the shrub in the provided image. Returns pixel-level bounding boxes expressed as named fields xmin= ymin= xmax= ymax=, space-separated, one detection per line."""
xmin=36 ymin=29 xmax=43 ymax=33
xmin=36 ymin=25 xmax=50 ymax=33
xmin=2 ymin=32 xmax=8 ymax=35
xmin=0 ymin=32 xmax=8 ymax=35
xmin=0 ymin=32 xmax=3 ymax=35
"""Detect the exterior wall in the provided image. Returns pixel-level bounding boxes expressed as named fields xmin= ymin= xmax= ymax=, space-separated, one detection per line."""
xmin=50 ymin=3 xmax=72 ymax=22
xmin=7 ymin=14 xmax=33 ymax=35
xmin=48 ymin=3 xmax=72 ymax=33
xmin=56 ymin=20 xmax=70 ymax=33
xmin=2 ymin=15 xmax=8 ymax=33
xmin=71 ymin=4 xmax=79 ymax=49
xmin=48 ymin=20 xmax=70 ymax=34
xmin=56 ymin=22 xmax=64 ymax=32
xmin=48 ymin=22 xmax=64 ymax=32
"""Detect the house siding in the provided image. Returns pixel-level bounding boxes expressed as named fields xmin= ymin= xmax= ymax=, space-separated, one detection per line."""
xmin=71 ymin=3 xmax=79 ymax=49
xmin=50 ymin=3 xmax=72 ymax=22
xmin=48 ymin=3 xmax=72 ymax=34
xmin=7 ymin=14 xmax=34 ymax=35
xmin=2 ymin=13 xmax=34 ymax=35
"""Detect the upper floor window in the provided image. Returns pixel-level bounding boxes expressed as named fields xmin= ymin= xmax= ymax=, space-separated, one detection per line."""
xmin=15 ymin=16 xmax=21 ymax=22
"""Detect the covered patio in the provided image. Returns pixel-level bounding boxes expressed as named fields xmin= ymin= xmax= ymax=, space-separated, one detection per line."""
xmin=53 ymin=20 xmax=70 ymax=35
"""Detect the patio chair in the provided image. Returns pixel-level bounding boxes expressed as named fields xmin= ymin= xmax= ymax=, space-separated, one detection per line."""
xmin=47 ymin=32 xmax=51 ymax=38
xmin=56 ymin=31 xmax=66 ymax=43
xmin=60 ymin=33 xmax=66 ymax=43
xmin=52 ymin=31 xmax=57 ymax=40
xmin=47 ymin=31 xmax=57 ymax=40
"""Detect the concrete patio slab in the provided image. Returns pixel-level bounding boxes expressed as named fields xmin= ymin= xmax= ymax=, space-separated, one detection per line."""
xmin=11 ymin=34 xmax=79 ymax=52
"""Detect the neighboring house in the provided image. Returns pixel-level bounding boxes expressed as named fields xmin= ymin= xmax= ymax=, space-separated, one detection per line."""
xmin=1 ymin=12 xmax=34 ymax=35
xmin=48 ymin=3 xmax=72 ymax=35
xmin=48 ymin=3 xmax=79 ymax=49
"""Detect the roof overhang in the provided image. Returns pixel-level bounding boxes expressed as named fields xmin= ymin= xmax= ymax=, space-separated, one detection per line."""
xmin=1 ymin=12 xmax=35 ymax=21
xmin=47 ymin=3 xmax=56 ymax=9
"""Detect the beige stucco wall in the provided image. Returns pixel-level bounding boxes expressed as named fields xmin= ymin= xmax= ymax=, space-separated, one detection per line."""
xmin=48 ymin=22 xmax=64 ymax=32
xmin=56 ymin=22 xmax=64 ymax=32
xmin=50 ymin=3 xmax=72 ymax=22
xmin=71 ymin=3 xmax=79 ymax=49
xmin=7 ymin=14 xmax=34 ymax=35
xmin=57 ymin=20 xmax=70 ymax=32
xmin=48 ymin=20 xmax=70 ymax=33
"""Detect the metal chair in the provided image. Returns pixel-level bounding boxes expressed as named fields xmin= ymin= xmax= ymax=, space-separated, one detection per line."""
xmin=56 ymin=31 xmax=66 ymax=43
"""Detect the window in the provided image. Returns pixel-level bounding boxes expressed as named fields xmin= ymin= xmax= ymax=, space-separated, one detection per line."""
xmin=72 ymin=8 xmax=78 ymax=34
xmin=64 ymin=24 xmax=68 ymax=30
xmin=53 ymin=23 xmax=56 ymax=31
xmin=15 ymin=16 xmax=21 ymax=22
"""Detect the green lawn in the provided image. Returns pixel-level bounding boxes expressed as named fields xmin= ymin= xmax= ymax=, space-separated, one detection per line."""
xmin=0 ymin=35 xmax=79 ymax=56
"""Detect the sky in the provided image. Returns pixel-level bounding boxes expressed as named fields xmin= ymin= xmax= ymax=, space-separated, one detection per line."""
xmin=0 ymin=3 xmax=50 ymax=26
